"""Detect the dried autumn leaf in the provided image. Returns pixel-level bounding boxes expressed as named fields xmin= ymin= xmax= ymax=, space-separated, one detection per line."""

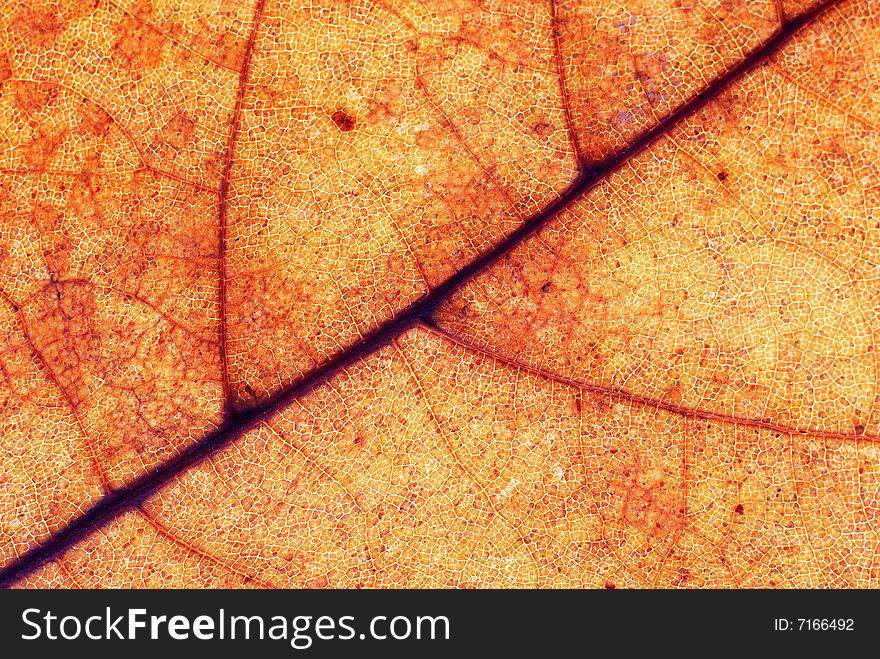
xmin=0 ymin=0 xmax=878 ymax=588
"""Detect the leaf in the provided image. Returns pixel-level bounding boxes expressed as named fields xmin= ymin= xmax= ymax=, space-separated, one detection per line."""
xmin=0 ymin=0 xmax=877 ymax=587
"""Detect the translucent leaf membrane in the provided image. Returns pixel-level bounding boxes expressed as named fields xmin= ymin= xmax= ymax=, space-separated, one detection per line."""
xmin=2 ymin=0 xmax=878 ymax=587
xmin=26 ymin=325 xmax=880 ymax=587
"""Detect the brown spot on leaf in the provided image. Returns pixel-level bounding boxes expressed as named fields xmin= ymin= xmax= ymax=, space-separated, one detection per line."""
xmin=331 ymin=109 xmax=357 ymax=132
xmin=532 ymin=122 xmax=553 ymax=137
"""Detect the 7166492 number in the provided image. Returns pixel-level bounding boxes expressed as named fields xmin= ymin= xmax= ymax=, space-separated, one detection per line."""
xmin=798 ymin=618 xmax=853 ymax=631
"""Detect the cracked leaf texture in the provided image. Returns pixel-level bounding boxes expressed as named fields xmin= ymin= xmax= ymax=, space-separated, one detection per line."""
xmin=1 ymin=0 xmax=879 ymax=587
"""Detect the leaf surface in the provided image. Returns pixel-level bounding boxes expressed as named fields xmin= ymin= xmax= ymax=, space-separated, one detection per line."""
xmin=0 ymin=0 xmax=878 ymax=587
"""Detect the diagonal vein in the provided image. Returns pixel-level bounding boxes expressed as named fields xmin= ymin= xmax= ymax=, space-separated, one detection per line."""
xmin=218 ymin=0 xmax=267 ymax=419
xmin=0 ymin=0 xmax=845 ymax=588
xmin=419 ymin=320 xmax=877 ymax=444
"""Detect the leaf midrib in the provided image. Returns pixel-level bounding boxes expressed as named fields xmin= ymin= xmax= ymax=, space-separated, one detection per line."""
xmin=0 ymin=0 xmax=844 ymax=588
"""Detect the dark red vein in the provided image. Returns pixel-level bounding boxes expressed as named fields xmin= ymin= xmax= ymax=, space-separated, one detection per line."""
xmin=548 ymin=0 xmax=583 ymax=166
xmin=218 ymin=0 xmax=267 ymax=419
xmin=0 ymin=0 xmax=843 ymax=588
xmin=420 ymin=320 xmax=877 ymax=444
